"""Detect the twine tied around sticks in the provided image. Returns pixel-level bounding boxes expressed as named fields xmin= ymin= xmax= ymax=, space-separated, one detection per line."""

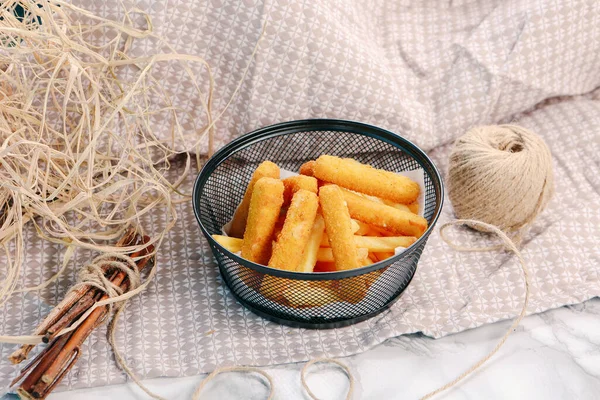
xmin=72 ymin=253 xmax=141 ymax=315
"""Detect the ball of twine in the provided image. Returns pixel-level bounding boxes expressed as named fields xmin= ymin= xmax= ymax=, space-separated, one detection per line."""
xmin=447 ymin=124 xmax=554 ymax=234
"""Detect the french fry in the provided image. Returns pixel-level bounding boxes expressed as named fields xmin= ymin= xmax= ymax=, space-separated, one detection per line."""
xmin=269 ymin=190 xmax=319 ymax=271
xmin=314 ymin=155 xmax=420 ymax=204
xmin=319 ymin=185 xmax=362 ymax=271
xmin=353 ymin=220 xmax=371 ymax=235
xmin=282 ymin=175 xmax=318 ymax=206
xmin=314 ymin=261 xmax=337 ymax=272
xmin=241 ymin=177 xmax=284 ymax=265
xmin=372 ymin=251 xmax=395 ymax=262
xmin=297 ymin=214 xmax=325 ymax=273
xmin=382 ymin=199 xmax=412 ymax=213
xmin=299 ymin=160 xmax=316 ymax=177
xmin=360 ymin=257 xmax=375 ymax=266
xmin=340 ymin=188 xmax=427 ymax=238
xmin=317 ymin=247 xmax=369 ymax=263
xmin=319 ymin=235 xmax=416 ymax=252
xmin=229 ymin=161 xmax=280 ymax=238
xmin=212 ymin=235 xmax=242 ymax=253
xmin=350 ymin=219 xmax=360 ymax=233
xmin=353 ymin=236 xmax=417 ymax=252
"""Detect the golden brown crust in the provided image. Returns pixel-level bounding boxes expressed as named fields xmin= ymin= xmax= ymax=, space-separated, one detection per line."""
xmin=268 ymin=189 xmax=319 ymax=271
xmin=299 ymin=160 xmax=316 ymax=177
xmin=318 ymin=185 xmax=361 ymax=271
xmin=340 ymin=187 xmax=428 ymax=238
xmin=313 ymin=155 xmax=419 ymax=204
xmin=229 ymin=161 xmax=280 ymax=238
xmin=282 ymin=175 xmax=318 ymax=206
xmin=240 ymin=177 xmax=284 ymax=265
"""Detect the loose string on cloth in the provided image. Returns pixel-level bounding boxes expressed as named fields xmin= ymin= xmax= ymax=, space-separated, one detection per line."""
xmin=301 ymin=358 xmax=355 ymax=400
xmin=191 ymin=366 xmax=275 ymax=400
xmin=189 ymin=358 xmax=354 ymax=400
xmin=419 ymin=219 xmax=531 ymax=400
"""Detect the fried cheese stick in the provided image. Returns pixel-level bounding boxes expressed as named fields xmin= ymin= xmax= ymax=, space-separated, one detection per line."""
xmin=313 ymin=155 xmax=419 ymax=204
xmin=268 ymin=189 xmax=319 ymax=271
xmin=240 ymin=177 xmax=284 ymax=265
xmin=319 ymin=185 xmax=361 ymax=271
xmin=229 ymin=161 xmax=280 ymax=238
xmin=340 ymin=188 xmax=427 ymax=238
xmin=282 ymin=175 xmax=318 ymax=206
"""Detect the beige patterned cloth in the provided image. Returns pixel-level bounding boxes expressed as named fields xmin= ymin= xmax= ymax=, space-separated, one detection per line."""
xmin=2 ymin=0 xmax=600 ymax=392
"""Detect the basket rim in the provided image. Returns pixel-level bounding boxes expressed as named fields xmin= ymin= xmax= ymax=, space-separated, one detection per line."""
xmin=192 ymin=118 xmax=444 ymax=280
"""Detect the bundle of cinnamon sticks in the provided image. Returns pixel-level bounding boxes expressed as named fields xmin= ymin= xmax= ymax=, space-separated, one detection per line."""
xmin=9 ymin=228 xmax=155 ymax=399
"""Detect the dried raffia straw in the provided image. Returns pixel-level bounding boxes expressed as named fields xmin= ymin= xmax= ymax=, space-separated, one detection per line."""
xmin=0 ymin=0 xmax=264 ymax=308
xmin=0 ymin=0 xmax=211 ymax=307
xmin=0 ymin=0 xmax=265 ymax=396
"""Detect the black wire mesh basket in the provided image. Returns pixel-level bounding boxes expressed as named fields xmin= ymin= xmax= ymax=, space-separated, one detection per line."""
xmin=192 ymin=119 xmax=444 ymax=329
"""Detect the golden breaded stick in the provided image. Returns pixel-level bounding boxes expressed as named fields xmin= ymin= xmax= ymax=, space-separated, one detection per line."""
xmin=268 ymin=189 xmax=319 ymax=271
xmin=319 ymin=185 xmax=362 ymax=271
xmin=212 ymin=235 xmax=242 ymax=253
xmin=341 ymin=188 xmax=428 ymax=238
xmin=365 ymin=226 xmax=383 ymax=236
xmin=408 ymin=201 xmax=419 ymax=214
xmin=314 ymin=155 xmax=419 ymax=204
xmin=354 ymin=236 xmax=417 ymax=252
xmin=272 ymin=210 xmax=287 ymax=242
xmin=241 ymin=177 xmax=284 ymax=265
xmin=317 ymin=247 xmax=369 ymax=263
xmin=321 ymin=220 xmax=360 ymax=245
xmin=297 ymin=214 xmax=325 ymax=273
xmin=299 ymin=160 xmax=316 ymax=177
xmin=229 ymin=161 xmax=280 ymax=238
xmin=282 ymin=175 xmax=318 ymax=206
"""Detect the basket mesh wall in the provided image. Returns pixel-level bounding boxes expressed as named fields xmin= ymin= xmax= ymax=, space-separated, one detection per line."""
xmin=196 ymin=127 xmax=442 ymax=328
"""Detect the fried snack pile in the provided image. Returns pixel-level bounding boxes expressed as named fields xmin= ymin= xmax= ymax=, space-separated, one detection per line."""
xmin=212 ymin=155 xmax=428 ymax=306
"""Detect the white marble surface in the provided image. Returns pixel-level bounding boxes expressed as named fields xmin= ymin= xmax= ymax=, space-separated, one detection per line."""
xmin=9 ymin=298 xmax=591 ymax=399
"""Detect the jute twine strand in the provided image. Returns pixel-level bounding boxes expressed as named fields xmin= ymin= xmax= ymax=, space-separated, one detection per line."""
xmin=191 ymin=366 xmax=275 ymax=400
xmin=419 ymin=219 xmax=531 ymax=400
xmin=301 ymin=358 xmax=355 ymax=400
